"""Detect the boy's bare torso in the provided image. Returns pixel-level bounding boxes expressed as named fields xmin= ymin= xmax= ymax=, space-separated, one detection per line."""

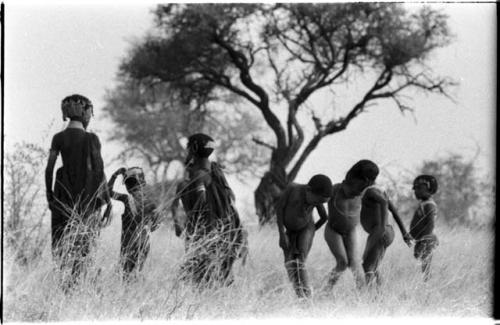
xmin=283 ymin=184 xmax=315 ymax=231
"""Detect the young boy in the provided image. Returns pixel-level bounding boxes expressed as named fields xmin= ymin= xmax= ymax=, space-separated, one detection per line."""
xmin=324 ymin=163 xmax=369 ymax=290
xmin=358 ymin=160 xmax=413 ymax=286
xmin=108 ymin=167 xmax=161 ymax=280
xmin=277 ymin=174 xmax=332 ymax=298
xmin=409 ymin=175 xmax=439 ymax=281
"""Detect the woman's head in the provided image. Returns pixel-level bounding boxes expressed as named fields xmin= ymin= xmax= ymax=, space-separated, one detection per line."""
xmin=61 ymin=94 xmax=93 ymax=128
xmin=185 ymin=133 xmax=215 ymax=164
xmin=343 ymin=159 xmax=379 ymax=196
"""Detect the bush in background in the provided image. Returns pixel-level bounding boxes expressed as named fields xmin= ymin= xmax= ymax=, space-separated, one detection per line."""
xmin=4 ymin=142 xmax=50 ymax=266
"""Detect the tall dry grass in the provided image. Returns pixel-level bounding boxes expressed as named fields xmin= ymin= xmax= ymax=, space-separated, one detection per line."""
xmin=3 ymin=212 xmax=493 ymax=321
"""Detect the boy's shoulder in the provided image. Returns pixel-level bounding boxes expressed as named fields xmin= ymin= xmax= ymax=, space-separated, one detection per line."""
xmin=421 ymin=198 xmax=437 ymax=209
xmin=281 ymin=183 xmax=304 ymax=196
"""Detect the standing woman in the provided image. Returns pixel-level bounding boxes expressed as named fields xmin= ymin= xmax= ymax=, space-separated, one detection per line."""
xmin=45 ymin=94 xmax=111 ymax=289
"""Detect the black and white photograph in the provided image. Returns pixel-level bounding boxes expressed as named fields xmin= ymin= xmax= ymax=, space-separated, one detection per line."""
xmin=1 ymin=1 xmax=496 ymax=322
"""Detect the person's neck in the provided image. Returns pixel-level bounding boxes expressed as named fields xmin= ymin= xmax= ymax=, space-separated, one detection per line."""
xmin=193 ymin=157 xmax=211 ymax=170
xmin=67 ymin=120 xmax=85 ymax=130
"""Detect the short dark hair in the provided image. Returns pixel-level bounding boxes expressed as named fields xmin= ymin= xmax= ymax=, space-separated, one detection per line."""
xmin=413 ymin=175 xmax=438 ymax=194
xmin=345 ymin=159 xmax=379 ymax=182
xmin=308 ymin=174 xmax=333 ymax=198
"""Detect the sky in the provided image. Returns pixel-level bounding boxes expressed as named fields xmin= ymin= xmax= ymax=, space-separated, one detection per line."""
xmin=2 ymin=2 xmax=497 ymax=221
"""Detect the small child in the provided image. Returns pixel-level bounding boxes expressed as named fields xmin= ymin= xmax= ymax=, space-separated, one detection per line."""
xmin=358 ymin=160 xmax=412 ymax=286
xmin=277 ymin=174 xmax=332 ymax=298
xmin=409 ymin=175 xmax=439 ymax=281
xmin=324 ymin=162 xmax=369 ymax=290
xmin=108 ymin=167 xmax=161 ymax=280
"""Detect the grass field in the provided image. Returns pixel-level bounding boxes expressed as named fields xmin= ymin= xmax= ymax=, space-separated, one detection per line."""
xmin=3 ymin=212 xmax=494 ymax=322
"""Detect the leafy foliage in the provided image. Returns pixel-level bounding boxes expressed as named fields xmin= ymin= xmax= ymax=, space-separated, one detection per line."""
xmin=116 ymin=3 xmax=455 ymax=223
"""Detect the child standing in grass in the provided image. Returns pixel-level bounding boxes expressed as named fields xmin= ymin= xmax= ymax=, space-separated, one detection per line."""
xmin=409 ymin=175 xmax=439 ymax=281
xmin=324 ymin=162 xmax=369 ymax=290
xmin=108 ymin=167 xmax=161 ymax=280
xmin=358 ymin=160 xmax=413 ymax=286
xmin=45 ymin=94 xmax=111 ymax=289
xmin=277 ymin=174 xmax=332 ymax=298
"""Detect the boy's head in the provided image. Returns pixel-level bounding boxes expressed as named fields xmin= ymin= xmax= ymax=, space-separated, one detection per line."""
xmin=343 ymin=159 xmax=379 ymax=196
xmin=306 ymin=174 xmax=333 ymax=205
xmin=185 ymin=133 xmax=215 ymax=164
xmin=123 ymin=167 xmax=146 ymax=194
xmin=61 ymin=94 xmax=93 ymax=128
xmin=413 ymin=174 xmax=438 ymax=200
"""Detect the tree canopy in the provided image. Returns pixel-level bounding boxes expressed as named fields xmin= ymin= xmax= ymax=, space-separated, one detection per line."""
xmin=116 ymin=3 xmax=455 ymax=224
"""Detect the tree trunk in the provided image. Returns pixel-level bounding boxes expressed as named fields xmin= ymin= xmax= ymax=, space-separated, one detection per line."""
xmin=254 ymin=166 xmax=288 ymax=225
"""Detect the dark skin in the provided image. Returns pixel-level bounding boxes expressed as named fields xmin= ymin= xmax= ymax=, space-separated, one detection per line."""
xmin=324 ymin=181 xmax=365 ymax=289
xmin=174 ymin=140 xmax=245 ymax=286
xmin=360 ymin=186 xmax=413 ymax=285
xmin=108 ymin=167 xmax=160 ymax=278
xmin=172 ymin=158 xmax=212 ymax=242
xmin=277 ymin=183 xmax=329 ymax=298
xmin=410 ymin=183 xmax=438 ymax=281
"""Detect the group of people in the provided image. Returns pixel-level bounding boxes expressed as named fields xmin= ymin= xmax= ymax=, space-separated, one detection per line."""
xmin=45 ymin=94 xmax=245 ymax=291
xmin=45 ymin=94 xmax=438 ymax=297
xmin=277 ymin=161 xmax=439 ymax=298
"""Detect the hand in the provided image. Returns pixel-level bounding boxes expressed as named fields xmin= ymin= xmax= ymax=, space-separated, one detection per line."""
xmin=279 ymin=234 xmax=289 ymax=250
xmin=403 ymin=233 xmax=413 ymax=248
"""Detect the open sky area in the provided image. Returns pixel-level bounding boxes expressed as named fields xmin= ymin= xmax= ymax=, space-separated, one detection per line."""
xmin=3 ymin=2 xmax=497 ymax=220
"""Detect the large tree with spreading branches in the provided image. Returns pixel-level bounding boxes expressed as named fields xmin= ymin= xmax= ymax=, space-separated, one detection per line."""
xmin=117 ymin=3 xmax=455 ymax=224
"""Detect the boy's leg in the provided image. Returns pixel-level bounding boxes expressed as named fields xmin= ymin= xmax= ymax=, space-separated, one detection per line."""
xmin=344 ymin=229 xmax=365 ymax=288
xmin=324 ymin=225 xmax=348 ymax=288
xmin=420 ymin=236 xmax=437 ymax=281
xmin=422 ymin=253 xmax=433 ymax=281
xmin=295 ymin=224 xmax=315 ymax=298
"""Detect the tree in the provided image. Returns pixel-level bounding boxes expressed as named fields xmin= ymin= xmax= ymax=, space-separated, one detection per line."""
xmin=103 ymin=78 xmax=269 ymax=183
xmin=119 ymin=3 xmax=455 ymax=224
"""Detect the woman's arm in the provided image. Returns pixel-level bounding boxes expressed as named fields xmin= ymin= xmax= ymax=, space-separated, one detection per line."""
xmin=45 ymin=149 xmax=59 ymax=208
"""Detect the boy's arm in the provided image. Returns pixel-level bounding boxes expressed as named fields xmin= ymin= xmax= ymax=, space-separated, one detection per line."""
xmin=276 ymin=187 xmax=291 ymax=249
xmin=388 ymin=200 xmax=413 ymax=246
xmin=420 ymin=202 xmax=437 ymax=235
xmin=314 ymin=203 xmax=328 ymax=230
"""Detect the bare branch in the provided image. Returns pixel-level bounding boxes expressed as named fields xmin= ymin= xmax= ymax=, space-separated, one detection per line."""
xmin=252 ymin=137 xmax=276 ymax=150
